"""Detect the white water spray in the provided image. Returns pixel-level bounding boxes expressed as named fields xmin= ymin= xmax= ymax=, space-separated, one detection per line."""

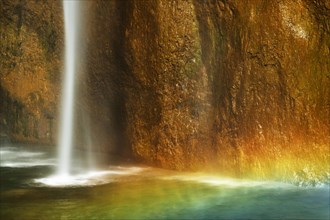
xmin=57 ymin=0 xmax=79 ymax=176
xmin=35 ymin=1 xmax=105 ymax=186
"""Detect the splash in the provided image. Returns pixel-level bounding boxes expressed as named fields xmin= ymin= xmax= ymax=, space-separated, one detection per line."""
xmin=36 ymin=167 xmax=145 ymax=187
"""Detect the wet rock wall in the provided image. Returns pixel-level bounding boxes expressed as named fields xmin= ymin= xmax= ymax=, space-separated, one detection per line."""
xmin=0 ymin=0 xmax=63 ymax=144
xmin=1 ymin=0 xmax=329 ymax=180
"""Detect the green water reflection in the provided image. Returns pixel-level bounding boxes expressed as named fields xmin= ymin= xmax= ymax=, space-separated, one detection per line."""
xmin=1 ymin=165 xmax=329 ymax=220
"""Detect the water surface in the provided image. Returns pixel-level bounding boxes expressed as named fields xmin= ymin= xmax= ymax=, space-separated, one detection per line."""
xmin=0 ymin=146 xmax=329 ymax=219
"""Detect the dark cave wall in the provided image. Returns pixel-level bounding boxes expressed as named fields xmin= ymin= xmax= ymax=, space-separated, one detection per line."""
xmin=78 ymin=0 xmax=131 ymax=158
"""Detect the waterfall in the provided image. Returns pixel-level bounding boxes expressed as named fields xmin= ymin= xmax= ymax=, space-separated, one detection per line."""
xmin=35 ymin=0 xmax=102 ymax=186
xmin=57 ymin=0 xmax=79 ymax=176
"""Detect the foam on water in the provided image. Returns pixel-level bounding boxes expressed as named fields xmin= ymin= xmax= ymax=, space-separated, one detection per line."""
xmin=35 ymin=167 xmax=144 ymax=187
xmin=0 ymin=147 xmax=56 ymax=167
xmin=162 ymin=175 xmax=294 ymax=188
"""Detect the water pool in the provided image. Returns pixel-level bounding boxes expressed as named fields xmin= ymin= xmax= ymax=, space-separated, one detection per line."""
xmin=0 ymin=147 xmax=329 ymax=219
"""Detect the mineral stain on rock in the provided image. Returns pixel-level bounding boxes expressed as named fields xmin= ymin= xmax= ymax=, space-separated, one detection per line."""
xmin=0 ymin=0 xmax=329 ymax=183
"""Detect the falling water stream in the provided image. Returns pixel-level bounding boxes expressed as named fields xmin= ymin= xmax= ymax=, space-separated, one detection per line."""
xmin=57 ymin=0 xmax=78 ymax=177
xmin=32 ymin=0 xmax=101 ymax=186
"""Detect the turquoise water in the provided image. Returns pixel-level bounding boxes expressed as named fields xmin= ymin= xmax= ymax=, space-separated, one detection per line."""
xmin=0 ymin=147 xmax=329 ymax=220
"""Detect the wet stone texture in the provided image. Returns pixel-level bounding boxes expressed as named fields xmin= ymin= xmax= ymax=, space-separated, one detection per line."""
xmin=0 ymin=0 xmax=329 ymax=181
xmin=0 ymin=0 xmax=63 ymax=145
xmin=192 ymin=0 xmax=330 ymax=179
xmin=123 ymin=0 xmax=330 ymax=180
xmin=123 ymin=0 xmax=214 ymax=170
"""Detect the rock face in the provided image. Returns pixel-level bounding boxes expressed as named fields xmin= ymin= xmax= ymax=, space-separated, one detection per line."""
xmin=193 ymin=0 xmax=330 ymax=177
xmin=79 ymin=1 xmax=132 ymax=158
xmin=123 ymin=0 xmax=213 ymax=170
xmin=0 ymin=0 xmax=63 ymax=144
xmin=123 ymin=0 xmax=330 ymax=180
xmin=122 ymin=0 xmax=329 ymax=179
xmin=1 ymin=0 xmax=329 ymax=181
